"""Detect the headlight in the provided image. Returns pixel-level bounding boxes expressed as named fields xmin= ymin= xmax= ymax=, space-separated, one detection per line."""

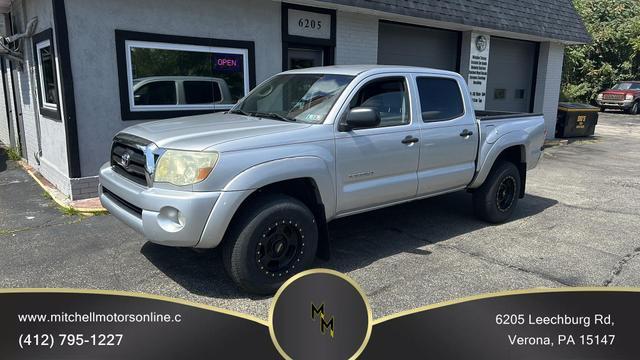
xmin=596 ymin=93 xmax=603 ymax=100
xmin=625 ymin=94 xmax=633 ymax=100
xmin=154 ymin=150 xmax=219 ymax=186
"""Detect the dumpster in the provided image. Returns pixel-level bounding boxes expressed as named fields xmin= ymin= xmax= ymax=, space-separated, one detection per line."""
xmin=555 ymin=102 xmax=599 ymax=138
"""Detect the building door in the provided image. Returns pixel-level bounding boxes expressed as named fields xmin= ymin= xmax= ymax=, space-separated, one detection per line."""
xmin=485 ymin=37 xmax=538 ymax=113
xmin=281 ymin=3 xmax=336 ymax=71
xmin=287 ymin=47 xmax=324 ymax=70
xmin=377 ymin=21 xmax=460 ymax=71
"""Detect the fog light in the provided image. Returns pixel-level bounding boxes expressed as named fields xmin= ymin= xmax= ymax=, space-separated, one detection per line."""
xmin=157 ymin=206 xmax=185 ymax=233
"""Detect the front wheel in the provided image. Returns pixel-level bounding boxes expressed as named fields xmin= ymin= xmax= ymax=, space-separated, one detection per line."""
xmin=628 ymin=101 xmax=639 ymax=115
xmin=473 ymin=161 xmax=521 ymax=224
xmin=222 ymin=194 xmax=318 ymax=294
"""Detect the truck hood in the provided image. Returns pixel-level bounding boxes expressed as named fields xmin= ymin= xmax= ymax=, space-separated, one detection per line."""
xmin=601 ymin=89 xmax=639 ymax=95
xmin=119 ymin=113 xmax=311 ymax=151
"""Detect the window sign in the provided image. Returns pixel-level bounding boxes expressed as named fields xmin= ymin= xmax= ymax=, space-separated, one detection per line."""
xmin=125 ymin=40 xmax=249 ymax=112
xmin=213 ymin=53 xmax=244 ymax=73
xmin=287 ymin=9 xmax=332 ymax=40
xmin=467 ymin=33 xmax=490 ymax=110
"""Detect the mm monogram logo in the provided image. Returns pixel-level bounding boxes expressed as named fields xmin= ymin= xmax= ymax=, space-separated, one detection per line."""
xmin=311 ymin=303 xmax=334 ymax=338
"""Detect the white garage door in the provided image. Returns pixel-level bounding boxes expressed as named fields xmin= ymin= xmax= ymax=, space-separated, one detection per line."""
xmin=377 ymin=22 xmax=460 ymax=71
xmin=485 ymin=38 xmax=538 ymax=113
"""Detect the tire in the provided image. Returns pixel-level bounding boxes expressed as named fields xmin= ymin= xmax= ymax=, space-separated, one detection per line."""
xmin=600 ymin=107 xmax=606 ymax=113
xmin=222 ymin=194 xmax=318 ymax=294
xmin=629 ymin=101 xmax=640 ymax=115
xmin=473 ymin=161 xmax=521 ymax=224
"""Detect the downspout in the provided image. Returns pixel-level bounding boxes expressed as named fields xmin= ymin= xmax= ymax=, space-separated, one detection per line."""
xmin=19 ymin=0 xmax=42 ymax=164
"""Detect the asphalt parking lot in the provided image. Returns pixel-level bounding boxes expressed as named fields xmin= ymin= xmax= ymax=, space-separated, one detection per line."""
xmin=1 ymin=111 xmax=639 ymax=319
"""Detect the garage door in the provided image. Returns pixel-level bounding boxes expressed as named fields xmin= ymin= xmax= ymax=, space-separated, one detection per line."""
xmin=485 ymin=38 xmax=538 ymax=113
xmin=377 ymin=22 xmax=459 ymax=71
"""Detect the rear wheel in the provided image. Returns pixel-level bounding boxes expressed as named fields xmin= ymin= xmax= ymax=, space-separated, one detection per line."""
xmin=222 ymin=194 xmax=318 ymax=294
xmin=473 ymin=161 xmax=521 ymax=223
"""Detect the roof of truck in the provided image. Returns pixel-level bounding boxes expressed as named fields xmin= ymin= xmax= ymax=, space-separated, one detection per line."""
xmin=283 ymin=65 xmax=460 ymax=77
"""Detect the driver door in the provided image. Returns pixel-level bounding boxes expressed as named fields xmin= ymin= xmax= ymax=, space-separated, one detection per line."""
xmin=334 ymin=75 xmax=420 ymax=215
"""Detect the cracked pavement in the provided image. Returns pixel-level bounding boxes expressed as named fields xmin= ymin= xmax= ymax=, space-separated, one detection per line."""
xmin=1 ymin=112 xmax=639 ymax=320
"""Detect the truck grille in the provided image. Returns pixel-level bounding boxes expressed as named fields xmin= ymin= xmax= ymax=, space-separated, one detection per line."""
xmin=603 ymin=94 xmax=624 ymax=101
xmin=111 ymin=134 xmax=152 ymax=186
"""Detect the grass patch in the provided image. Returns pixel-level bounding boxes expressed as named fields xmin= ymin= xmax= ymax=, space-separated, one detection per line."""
xmin=41 ymin=191 xmax=53 ymax=200
xmin=6 ymin=147 xmax=21 ymax=161
xmin=61 ymin=206 xmax=81 ymax=216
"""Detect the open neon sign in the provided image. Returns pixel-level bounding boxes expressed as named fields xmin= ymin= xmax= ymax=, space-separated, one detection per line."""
xmin=213 ymin=53 xmax=243 ymax=73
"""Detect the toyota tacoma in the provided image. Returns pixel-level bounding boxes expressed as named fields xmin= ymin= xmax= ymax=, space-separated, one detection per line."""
xmin=99 ymin=65 xmax=545 ymax=294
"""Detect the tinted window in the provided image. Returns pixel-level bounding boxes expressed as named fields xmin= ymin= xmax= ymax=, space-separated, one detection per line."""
xmin=134 ymin=81 xmax=177 ymax=105
xmin=417 ymin=77 xmax=464 ymax=122
xmin=184 ymin=81 xmax=222 ymax=104
xmin=350 ymin=78 xmax=410 ymax=127
xmin=39 ymin=45 xmax=57 ymax=105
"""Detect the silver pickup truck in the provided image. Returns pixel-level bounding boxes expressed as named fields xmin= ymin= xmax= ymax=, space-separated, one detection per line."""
xmin=99 ymin=65 xmax=545 ymax=294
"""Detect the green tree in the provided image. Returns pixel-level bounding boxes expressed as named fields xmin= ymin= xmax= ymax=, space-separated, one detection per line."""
xmin=562 ymin=0 xmax=640 ymax=102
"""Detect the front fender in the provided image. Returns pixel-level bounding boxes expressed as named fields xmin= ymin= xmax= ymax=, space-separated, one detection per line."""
xmin=223 ymin=156 xmax=336 ymax=216
xmin=469 ymin=130 xmax=528 ymax=189
xmin=196 ymin=157 xmax=336 ymax=249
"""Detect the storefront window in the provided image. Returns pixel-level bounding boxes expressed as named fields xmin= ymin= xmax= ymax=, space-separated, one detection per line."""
xmin=125 ymin=40 xmax=249 ymax=113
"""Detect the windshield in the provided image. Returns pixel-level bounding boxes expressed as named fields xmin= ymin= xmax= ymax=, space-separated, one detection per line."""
xmin=232 ymin=74 xmax=354 ymax=123
xmin=612 ymin=82 xmax=640 ymax=90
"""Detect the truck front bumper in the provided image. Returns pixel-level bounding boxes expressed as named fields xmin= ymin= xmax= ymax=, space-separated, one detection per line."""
xmin=596 ymin=99 xmax=633 ymax=109
xmin=99 ymin=163 xmax=245 ymax=248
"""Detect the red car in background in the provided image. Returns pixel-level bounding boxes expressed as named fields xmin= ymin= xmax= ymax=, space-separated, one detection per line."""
xmin=596 ymin=81 xmax=640 ymax=114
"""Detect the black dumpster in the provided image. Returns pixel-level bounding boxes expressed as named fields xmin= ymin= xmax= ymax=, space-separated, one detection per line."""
xmin=555 ymin=102 xmax=599 ymax=138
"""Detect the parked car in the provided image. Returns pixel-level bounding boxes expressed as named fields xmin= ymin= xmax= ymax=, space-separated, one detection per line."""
xmin=595 ymin=81 xmax=640 ymax=114
xmin=99 ymin=65 xmax=545 ymax=294
xmin=133 ymin=76 xmax=233 ymax=106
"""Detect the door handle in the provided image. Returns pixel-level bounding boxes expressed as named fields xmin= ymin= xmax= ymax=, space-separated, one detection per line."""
xmin=460 ymin=129 xmax=474 ymax=137
xmin=401 ymin=135 xmax=420 ymax=145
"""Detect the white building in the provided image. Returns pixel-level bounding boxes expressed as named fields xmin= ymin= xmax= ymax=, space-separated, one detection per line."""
xmin=0 ymin=0 xmax=590 ymax=200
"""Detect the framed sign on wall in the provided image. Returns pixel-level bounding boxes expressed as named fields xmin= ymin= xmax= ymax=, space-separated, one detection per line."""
xmin=281 ymin=3 xmax=336 ymax=71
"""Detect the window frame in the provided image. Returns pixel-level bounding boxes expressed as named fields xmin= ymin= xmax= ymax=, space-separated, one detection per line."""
xmin=415 ymin=75 xmax=466 ymax=123
xmin=116 ymin=30 xmax=255 ymax=120
xmin=32 ymin=29 xmax=61 ymax=120
xmin=338 ymin=75 xmax=413 ymax=131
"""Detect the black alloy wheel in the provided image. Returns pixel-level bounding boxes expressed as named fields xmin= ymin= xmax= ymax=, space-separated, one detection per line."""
xmin=223 ymin=194 xmax=318 ymax=294
xmin=496 ymin=176 xmax=517 ymax=212
xmin=256 ymin=219 xmax=305 ymax=277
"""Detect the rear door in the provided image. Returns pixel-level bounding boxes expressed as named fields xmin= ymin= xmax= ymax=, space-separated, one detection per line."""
xmin=414 ymin=75 xmax=478 ymax=195
xmin=335 ymin=74 xmax=420 ymax=214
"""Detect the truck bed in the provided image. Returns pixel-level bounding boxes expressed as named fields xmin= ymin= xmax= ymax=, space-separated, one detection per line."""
xmin=475 ymin=110 xmax=543 ymax=121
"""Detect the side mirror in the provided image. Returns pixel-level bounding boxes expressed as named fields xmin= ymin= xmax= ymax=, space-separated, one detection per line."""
xmin=339 ymin=107 xmax=381 ymax=131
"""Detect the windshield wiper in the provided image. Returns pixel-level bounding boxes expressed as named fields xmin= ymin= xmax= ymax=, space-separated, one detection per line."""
xmin=228 ymin=109 xmax=251 ymax=116
xmin=254 ymin=112 xmax=297 ymax=122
